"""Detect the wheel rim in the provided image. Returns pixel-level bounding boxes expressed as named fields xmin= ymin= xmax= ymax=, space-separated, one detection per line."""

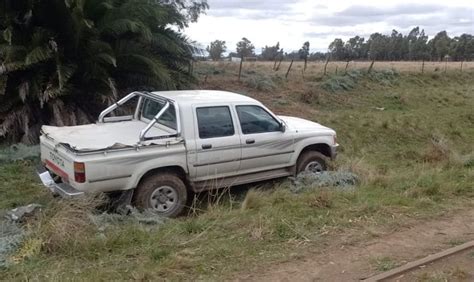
xmin=305 ymin=161 xmax=323 ymax=174
xmin=150 ymin=186 xmax=178 ymax=213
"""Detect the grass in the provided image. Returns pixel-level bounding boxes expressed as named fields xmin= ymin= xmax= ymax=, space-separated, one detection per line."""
xmin=0 ymin=64 xmax=473 ymax=280
xmin=370 ymin=256 xmax=399 ymax=272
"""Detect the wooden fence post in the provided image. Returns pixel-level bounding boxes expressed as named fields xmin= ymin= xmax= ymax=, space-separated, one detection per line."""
xmin=275 ymin=57 xmax=283 ymax=71
xmin=444 ymin=57 xmax=448 ymax=73
xmin=238 ymin=58 xmax=243 ymax=81
xmin=285 ymin=59 xmax=294 ymax=79
xmin=421 ymin=60 xmax=425 ymax=73
xmin=345 ymin=60 xmax=350 ymax=73
xmin=460 ymin=61 xmax=464 ymax=72
xmin=367 ymin=59 xmax=375 ymax=74
xmin=323 ymin=57 xmax=329 ymax=76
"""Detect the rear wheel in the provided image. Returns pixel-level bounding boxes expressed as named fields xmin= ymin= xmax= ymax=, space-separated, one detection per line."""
xmin=296 ymin=151 xmax=328 ymax=175
xmin=133 ymin=173 xmax=188 ymax=218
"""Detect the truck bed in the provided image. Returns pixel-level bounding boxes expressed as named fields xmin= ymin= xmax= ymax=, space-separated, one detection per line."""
xmin=42 ymin=120 xmax=173 ymax=151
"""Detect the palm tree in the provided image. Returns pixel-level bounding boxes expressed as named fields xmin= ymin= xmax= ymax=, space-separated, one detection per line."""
xmin=0 ymin=0 xmax=206 ymax=143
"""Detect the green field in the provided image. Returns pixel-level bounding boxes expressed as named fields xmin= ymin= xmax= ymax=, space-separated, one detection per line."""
xmin=1 ymin=66 xmax=473 ymax=280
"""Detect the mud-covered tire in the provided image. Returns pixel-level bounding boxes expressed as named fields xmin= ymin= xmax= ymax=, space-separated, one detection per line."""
xmin=133 ymin=173 xmax=188 ymax=218
xmin=296 ymin=151 xmax=328 ymax=175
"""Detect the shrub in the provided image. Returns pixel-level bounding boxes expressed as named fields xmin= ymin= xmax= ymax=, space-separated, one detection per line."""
xmin=244 ymin=74 xmax=276 ymax=91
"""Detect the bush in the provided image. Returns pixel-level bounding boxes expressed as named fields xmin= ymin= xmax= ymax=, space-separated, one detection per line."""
xmin=244 ymin=74 xmax=276 ymax=91
xmin=321 ymin=69 xmax=399 ymax=92
xmin=0 ymin=144 xmax=40 ymax=163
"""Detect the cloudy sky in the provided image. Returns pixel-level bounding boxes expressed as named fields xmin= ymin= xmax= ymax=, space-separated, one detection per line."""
xmin=185 ymin=0 xmax=474 ymax=53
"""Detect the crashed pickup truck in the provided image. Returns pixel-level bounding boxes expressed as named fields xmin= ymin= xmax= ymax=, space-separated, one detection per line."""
xmin=38 ymin=90 xmax=338 ymax=217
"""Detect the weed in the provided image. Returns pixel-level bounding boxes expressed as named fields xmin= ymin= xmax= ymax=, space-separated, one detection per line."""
xmin=306 ymin=190 xmax=333 ymax=208
xmin=241 ymin=189 xmax=265 ymax=211
xmin=371 ymin=256 xmax=398 ymax=271
xmin=35 ymin=195 xmax=105 ymax=253
xmin=244 ymin=74 xmax=276 ymax=91
xmin=422 ymin=135 xmax=452 ymax=163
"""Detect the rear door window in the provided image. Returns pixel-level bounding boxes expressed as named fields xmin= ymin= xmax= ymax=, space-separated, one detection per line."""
xmin=196 ymin=106 xmax=235 ymax=139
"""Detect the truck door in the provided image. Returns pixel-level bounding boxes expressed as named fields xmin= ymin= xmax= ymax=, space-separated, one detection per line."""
xmin=190 ymin=105 xmax=242 ymax=183
xmin=235 ymin=105 xmax=294 ymax=174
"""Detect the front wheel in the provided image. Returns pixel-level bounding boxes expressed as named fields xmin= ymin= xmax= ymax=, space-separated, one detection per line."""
xmin=296 ymin=151 xmax=328 ymax=175
xmin=133 ymin=173 xmax=188 ymax=218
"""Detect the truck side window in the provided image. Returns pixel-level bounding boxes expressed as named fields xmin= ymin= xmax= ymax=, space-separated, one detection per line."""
xmin=197 ymin=106 xmax=235 ymax=139
xmin=142 ymin=99 xmax=177 ymax=130
xmin=236 ymin=105 xmax=280 ymax=134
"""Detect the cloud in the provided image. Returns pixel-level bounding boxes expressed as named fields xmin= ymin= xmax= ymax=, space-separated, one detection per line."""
xmin=186 ymin=0 xmax=474 ymax=53
xmin=309 ymin=4 xmax=474 ymax=28
xmin=208 ymin=0 xmax=292 ymax=11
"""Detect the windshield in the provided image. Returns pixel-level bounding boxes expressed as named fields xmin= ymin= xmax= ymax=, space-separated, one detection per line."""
xmin=142 ymin=99 xmax=177 ymax=130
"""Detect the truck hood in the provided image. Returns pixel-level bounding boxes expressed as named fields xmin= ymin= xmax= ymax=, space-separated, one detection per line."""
xmin=278 ymin=116 xmax=335 ymax=134
xmin=42 ymin=120 xmax=173 ymax=151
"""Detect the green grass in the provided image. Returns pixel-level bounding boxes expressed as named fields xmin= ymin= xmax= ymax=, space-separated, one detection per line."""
xmin=370 ymin=256 xmax=399 ymax=271
xmin=1 ymin=69 xmax=473 ymax=280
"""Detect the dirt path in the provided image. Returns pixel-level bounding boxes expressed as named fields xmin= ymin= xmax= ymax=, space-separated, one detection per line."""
xmin=239 ymin=209 xmax=474 ymax=281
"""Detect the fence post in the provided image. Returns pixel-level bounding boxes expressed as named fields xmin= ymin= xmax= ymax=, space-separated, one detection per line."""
xmin=367 ymin=59 xmax=375 ymax=74
xmin=345 ymin=60 xmax=350 ymax=73
xmin=238 ymin=58 xmax=243 ymax=81
xmin=444 ymin=57 xmax=448 ymax=73
xmin=421 ymin=60 xmax=425 ymax=73
xmin=285 ymin=59 xmax=294 ymax=79
xmin=275 ymin=57 xmax=283 ymax=71
xmin=323 ymin=57 xmax=329 ymax=76
xmin=460 ymin=61 xmax=464 ymax=72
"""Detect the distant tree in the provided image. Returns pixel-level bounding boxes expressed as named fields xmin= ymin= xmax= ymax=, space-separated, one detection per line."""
xmin=388 ymin=30 xmax=404 ymax=60
xmin=284 ymin=51 xmax=300 ymax=60
xmin=367 ymin=33 xmax=389 ymax=60
xmin=308 ymin=52 xmax=327 ymax=61
xmin=449 ymin=34 xmax=474 ymax=61
xmin=236 ymin=37 xmax=255 ymax=58
xmin=345 ymin=36 xmax=366 ymax=60
xmin=261 ymin=42 xmax=282 ymax=61
xmin=430 ymin=31 xmax=451 ymax=61
xmin=299 ymin=41 xmax=310 ymax=70
xmin=328 ymin=38 xmax=346 ymax=60
xmin=326 ymin=28 xmax=472 ymax=62
xmin=206 ymin=40 xmax=226 ymax=61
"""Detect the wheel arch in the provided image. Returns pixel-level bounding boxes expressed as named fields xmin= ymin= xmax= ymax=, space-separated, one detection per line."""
xmin=298 ymin=143 xmax=332 ymax=160
xmin=135 ymin=165 xmax=188 ymax=189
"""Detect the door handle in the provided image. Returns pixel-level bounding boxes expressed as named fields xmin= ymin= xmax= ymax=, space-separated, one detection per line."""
xmin=202 ymin=144 xmax=212 ymax=150
xmin=246 ymin=139 xmax=255 ymax=144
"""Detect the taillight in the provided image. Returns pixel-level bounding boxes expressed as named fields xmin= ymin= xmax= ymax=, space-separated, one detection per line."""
xmin=333 ymin=135 xmax=337 ymax=145
xmin=74 ymin=162 xmax=86 ymax=183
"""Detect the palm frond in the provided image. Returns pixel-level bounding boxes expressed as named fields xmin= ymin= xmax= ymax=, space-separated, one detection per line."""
xmin=25 ymin=46 xmax=53 ymax=65
xmin=100 ymin=19 xmax=152 ymax=41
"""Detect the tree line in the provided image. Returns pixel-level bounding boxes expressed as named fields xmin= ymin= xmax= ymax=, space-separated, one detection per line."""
xmin=206 ymin=27 xmax=474 ymax=62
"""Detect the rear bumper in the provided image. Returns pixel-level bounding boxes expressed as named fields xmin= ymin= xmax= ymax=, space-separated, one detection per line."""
xmin=36 ymin=165 xmax=84 ymax=197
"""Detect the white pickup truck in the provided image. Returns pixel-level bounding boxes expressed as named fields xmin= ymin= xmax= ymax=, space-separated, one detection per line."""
xmin=37 ymin=90 xmax=338 ymax=217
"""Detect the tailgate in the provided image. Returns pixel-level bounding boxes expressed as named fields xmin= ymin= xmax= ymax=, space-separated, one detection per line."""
xmin=40 ymin=135 xmax=75 ymax=183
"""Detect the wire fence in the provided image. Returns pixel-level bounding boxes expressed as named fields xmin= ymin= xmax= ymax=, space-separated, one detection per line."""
xmin=193 ymin=60 xmax=474 ymax=82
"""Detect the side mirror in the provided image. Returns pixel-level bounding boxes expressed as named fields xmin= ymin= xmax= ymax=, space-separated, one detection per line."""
xmin=279 ymin=122 xmax=286 ymax=132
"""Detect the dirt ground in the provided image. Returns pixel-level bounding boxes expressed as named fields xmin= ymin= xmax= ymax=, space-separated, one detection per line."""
xmin=237 ymin=209 xmax=474 ymax=281
xmin=388 ymin=248 xmax=474 ymax=281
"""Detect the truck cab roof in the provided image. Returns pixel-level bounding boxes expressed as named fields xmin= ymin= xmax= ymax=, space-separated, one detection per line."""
xmin=151 ymin=90 xmax=258 ymax=106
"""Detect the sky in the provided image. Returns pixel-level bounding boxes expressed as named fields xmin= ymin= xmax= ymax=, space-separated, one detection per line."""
xmin=185 ymin=0 xmax=474 ymax=54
